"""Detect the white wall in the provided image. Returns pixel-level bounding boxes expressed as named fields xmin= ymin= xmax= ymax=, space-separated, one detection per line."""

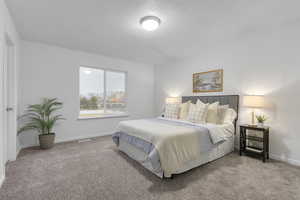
xmin=0 ymin=0 xmax=20 ymax=187
xmin=19 ymin=41 xmax=155 ymax=147
xmin=155 ymin=19 xmax=300 ymax=165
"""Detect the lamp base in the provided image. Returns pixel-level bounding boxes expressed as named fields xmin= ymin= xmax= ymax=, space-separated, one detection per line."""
xmin=251 ymin=110 xmax=255 ymax=125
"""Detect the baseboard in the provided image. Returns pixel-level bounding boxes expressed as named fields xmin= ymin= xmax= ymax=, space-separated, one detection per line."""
xmin=0 ymin=174 xmax=4 ymax=188
xmin=270 ymin=154 xmax=300 ymax=166
xmin=234 ymin=144 xmax=300 ymax=167
xmin=15 ymin=143 xmax=22 ymax=159
xmin=55 ymin=131 xmax=113 ymax=144
xmin=16 ymin=147 xmax=21 ymax=158
xmin=20 ymin=131 xmax=114 ymax=149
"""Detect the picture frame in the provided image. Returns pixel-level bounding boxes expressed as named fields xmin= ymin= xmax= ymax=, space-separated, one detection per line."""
xmin=193 ymin=69 xmax=223 ymax=93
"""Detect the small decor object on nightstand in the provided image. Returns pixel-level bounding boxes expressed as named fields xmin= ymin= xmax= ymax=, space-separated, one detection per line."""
xmin=256 ymin=115 xmax=267 ymax=127
xmin=240 ymin=125 xmax=270 ymax=162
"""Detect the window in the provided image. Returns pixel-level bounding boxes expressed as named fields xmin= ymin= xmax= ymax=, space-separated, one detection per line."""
xmin=79 ymin=66 xmax=127 ymax=118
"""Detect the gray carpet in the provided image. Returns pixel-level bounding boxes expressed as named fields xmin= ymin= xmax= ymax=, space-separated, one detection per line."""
xmin=1 ymin=136 xmax=300 ymax=200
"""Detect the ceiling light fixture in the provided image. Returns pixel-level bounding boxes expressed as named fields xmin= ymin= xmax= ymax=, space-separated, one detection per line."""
xmin=140 ymin=16 xmax=161 ymax=31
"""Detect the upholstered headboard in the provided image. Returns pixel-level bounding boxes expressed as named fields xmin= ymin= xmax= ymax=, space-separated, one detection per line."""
xmin=182 ymin=95 xmax=239 ymax=133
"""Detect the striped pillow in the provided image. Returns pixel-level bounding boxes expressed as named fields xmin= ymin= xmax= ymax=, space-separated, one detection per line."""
xmin=187 ymin=100 xmax=208 ymax=123
xmin=165 ymin=104 xmax=180 ymax=119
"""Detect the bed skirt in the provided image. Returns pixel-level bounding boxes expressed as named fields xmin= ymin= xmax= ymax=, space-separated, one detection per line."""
xmin=116 ymin=135 xmax=234 ymax=178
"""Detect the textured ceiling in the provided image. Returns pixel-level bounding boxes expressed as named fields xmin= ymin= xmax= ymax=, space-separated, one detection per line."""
xmin=5 ymin=0 xmax=300 ymax=65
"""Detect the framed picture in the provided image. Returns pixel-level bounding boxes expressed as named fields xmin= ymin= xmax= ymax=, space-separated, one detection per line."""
xmin=193 ymin=69 xmax=223 ymax=93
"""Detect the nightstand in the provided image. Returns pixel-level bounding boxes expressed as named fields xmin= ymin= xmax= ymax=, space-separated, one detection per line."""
xmin=240 ymin=125 xmax=270 ymax=162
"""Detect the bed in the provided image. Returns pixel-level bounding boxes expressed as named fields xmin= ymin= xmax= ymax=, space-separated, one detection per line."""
xmin=112 ymin=95 xmax=239 ymax=178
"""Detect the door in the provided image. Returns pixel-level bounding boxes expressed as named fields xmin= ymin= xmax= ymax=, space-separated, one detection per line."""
xmin=0 ymin=34 xmax=17 ymax=167
xmin=3 ymin=35 xmax=17 ymax=163
xmin=2 ymin=37 xmax=8 ymax=165
xmin=0 ymin=38 xmax=5 ymax=173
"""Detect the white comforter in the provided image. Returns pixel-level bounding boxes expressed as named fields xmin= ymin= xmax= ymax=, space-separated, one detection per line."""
xmin=117 ymin=118 xmax=234 ymax=176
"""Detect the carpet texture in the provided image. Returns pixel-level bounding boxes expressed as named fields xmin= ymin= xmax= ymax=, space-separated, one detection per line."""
xmin=1 ymin=136 xmax=300 ymax=200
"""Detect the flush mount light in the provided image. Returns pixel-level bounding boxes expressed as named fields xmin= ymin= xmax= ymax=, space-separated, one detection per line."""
xmin=140 ymin=16 xmax=161 ymax=31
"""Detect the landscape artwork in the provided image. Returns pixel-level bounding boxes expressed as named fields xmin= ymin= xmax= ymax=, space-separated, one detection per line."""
xmin=193 ymin=69 xmax=223 ymax=93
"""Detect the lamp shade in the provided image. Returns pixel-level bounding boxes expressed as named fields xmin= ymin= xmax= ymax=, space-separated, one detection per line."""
xmin=243 ymin=95 xmax=265 ymax=108
xmin=165 ymin=97 xmax=181 ymax=104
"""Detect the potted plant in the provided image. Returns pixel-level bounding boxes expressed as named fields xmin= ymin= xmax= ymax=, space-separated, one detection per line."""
xmin=256 ymin=115 xmax=267 ymax=127
xmin=18 ymin=98 xmax=65 ymax=149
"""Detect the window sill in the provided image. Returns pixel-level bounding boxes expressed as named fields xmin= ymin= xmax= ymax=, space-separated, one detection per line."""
xmin=78 ymin=113 xmax=129 ymax=120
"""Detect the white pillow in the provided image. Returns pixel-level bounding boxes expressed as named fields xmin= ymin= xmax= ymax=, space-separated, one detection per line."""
xmin=179 ymin=101 xmax=191 ymax=120
xmin=217 ymin=105 xmax=229 ymax=124
xmin=187 ymin=100 xmax=208 ymax=123
xmin=223 ymin=108 xmax=237 ymax=124
xmin=165 ymin=104 xmax=180 ymax=119
xmin=206 ymin=102 xmax=219 ymax=124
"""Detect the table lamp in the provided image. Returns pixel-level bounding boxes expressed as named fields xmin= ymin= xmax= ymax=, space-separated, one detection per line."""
xmin=243 ymin=95 xmax=265 ymax=125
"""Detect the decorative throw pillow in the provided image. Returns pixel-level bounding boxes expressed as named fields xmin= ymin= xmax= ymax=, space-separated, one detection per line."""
xmin=196 ymin=99 xmax=209 ymax=119
xmin=165 ymin=104 xmax=180 ymax=119
xmin=206 ymin=102 xmax=220 ymax=124
xmin=217 ymin=105 xmax=229 ymax=124
xmin=223 ymin=108 xmax=237 ymax=124
xmin=179 ymin=101 xmax=191 ymax=120
xmin=187 ymin=100 xmax=208 ymax=123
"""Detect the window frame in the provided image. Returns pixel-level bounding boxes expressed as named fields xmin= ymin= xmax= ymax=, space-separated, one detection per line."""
xmin=78 ymin=65 xmax=128 ymax=119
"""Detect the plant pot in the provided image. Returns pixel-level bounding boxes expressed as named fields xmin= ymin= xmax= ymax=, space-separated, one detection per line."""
xmin=39 ymin=133 xmax=55 ymax=149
